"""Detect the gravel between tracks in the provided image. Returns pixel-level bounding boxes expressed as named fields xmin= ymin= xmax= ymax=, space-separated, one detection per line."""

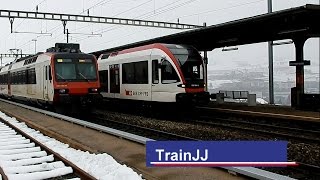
xmin=92 ymin=109 xmax=320 ymax=167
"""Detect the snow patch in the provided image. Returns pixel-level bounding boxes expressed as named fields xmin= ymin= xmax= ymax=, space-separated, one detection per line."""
xmin=256 ymin=98 xmax=268 ymax=104
xmin=0 ymin=111 xmax=143 ymax=180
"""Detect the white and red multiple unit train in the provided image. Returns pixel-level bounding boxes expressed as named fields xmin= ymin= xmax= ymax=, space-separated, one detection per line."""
xmin=97 ymin=43 xmax=209 ymax=104
xmin=0 ymin=43 xmax=101 ymax=112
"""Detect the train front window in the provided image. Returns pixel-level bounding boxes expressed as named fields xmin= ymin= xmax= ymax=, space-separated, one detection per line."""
xmin=54 ymin=58 xmax=97 ymax=82
xmin=77 ymin=61 xmax=97 ymax=80
xmin=161 ymin=60 xmax=180 ymax=84
xmin=168 ymin=45 xmax=204 ymax=83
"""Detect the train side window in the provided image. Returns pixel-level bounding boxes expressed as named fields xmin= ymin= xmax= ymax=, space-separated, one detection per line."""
xmin=27 ymin=68 xmax=36 ymax=84
xmin=152 ymin=60 xmax=159 ymax=84
xmin=48 ymin=65 xmax=52 ymax=80
xmin=21 ymin=70 xmax=26 ymax=84
xmin=122 ymin=63 xmax=134 ymax=84
xmin=134 ymin=61 xmax=148 ymax=84
xmin=115 ymin=69 xmax=119 ymax=85
xmin=11 ymin=73 xmax=13 ymax=84
xmin=161 ymin=60 xmax=180 ymax=84
xmin=99 ymin=70 xmax=108 ymax=92
xmin=45 ymin=66 xmax=48 ymax=80
xmin=18 ymin=71 xmax=22 ymax=84
xmin=122 ymin=61 xmax=148 ymax=84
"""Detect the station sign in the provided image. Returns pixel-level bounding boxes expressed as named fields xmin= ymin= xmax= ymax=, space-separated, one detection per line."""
xmin=289 ymin=60 xmax=310 ymax=66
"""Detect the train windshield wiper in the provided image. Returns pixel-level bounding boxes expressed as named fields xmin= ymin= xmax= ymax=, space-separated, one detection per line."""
xmin=56 ymin=73 xmax=66 ymax=81
xmin=78 ymin=72 xmax=89 ymax=82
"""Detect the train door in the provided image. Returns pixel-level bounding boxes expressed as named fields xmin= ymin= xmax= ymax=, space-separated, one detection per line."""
xmin=151 ymin=58 xmax=181 ymax=102
xmin=109 ymin=64 xmax=120 ymax=98
xmin=151 ymin=59 xmax=161 ymax=101
xmin=43 ymin=65 xmax=49 ymax=100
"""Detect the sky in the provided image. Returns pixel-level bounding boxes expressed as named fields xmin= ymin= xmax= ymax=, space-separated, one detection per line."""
xmin=0 ymin=0 xmax=319 ymax=77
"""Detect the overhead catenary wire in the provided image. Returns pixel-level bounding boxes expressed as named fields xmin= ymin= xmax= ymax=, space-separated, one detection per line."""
xmin=15 ymin=0 xmax=195 ymax=51
xmin=17 ymin=0 xmax=115 ymax=51
xmin=76 ymin=0 xmax=262 ymax=45
xmin=13 ymin=0 xmax=266 ymax=53
xmin=73 ymin=0 xmax=197 ymax=42
xmin=176 ymin=0 xmax=264 ymax=20
xmin=0 ymin=0 xmax=49 ymax=55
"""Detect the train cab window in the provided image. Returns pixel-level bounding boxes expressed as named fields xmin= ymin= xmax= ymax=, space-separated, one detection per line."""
xmin=77 ymin=60 xmax=97 ymax=80
xmin=152 ymin=60 xmax=159 ymax=84
xmin=161 ymin=60 xmax=180 ymax=84
xmin=54 ymin=58 xmax=97 ymax=82
xmin=55 ymin=61 xmax=76 ymax=80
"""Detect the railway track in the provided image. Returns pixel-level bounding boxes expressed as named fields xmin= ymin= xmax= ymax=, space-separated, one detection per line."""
xmin=0 ymin=116 xmax=95 ymax=180
xmin=90 ymin=110 xmax=320 ymax=180
xmin=190 ymin=116 xmax=320 ymax=144
xmin=92 ymin=114 xmax=197 ymax=141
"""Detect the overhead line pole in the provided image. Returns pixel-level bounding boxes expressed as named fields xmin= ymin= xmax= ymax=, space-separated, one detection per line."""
xmin=267 ymin=0 xmax=274 ymax=104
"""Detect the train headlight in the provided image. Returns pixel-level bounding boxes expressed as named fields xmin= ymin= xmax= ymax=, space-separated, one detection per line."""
xmin=59 ymin=89 xmax=67 ymax=94
xmin=89 ymin=88 xmax=98 ymax=93
xmin=177 ymin=84 xmax=186 ymax=88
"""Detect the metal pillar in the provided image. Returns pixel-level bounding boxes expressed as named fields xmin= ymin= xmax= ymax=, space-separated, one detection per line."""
xmin=267 ymin=0 xmax=274 ymax=104
xmin=204 ymin=51 xmax=208 ymax=91
xmin=9 ymin=18 xmax=14 ymax=33
xmin=66 ymin=29 xmax=69 ymax=43
xmin=293 ymin=37 xmax=307 ymax=108
xmin=203 ymin=22 xmax=208 ymax=92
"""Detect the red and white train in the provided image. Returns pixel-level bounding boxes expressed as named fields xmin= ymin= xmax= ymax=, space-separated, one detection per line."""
xmin=97 ymin=43 xmax=209 ymax=105
xmin=0 ymin=43 xmax=101 ymax=113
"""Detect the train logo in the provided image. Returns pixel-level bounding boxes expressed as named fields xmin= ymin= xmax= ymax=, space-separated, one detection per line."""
xmin=125 ymin=90 xmax=133 ymax=96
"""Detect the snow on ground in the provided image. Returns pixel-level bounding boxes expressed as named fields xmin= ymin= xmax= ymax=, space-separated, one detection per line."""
xmin=256 ymin=98 xmax=268 ymax=105
xmin=208 ymin=79 xmax=240 ymax=90
xmin=0 ymin=111 xmax=143 ymax=180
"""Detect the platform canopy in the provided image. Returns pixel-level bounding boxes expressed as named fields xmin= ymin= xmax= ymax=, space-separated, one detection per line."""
xmin=91 ymin=4 xmax=320 ymax=57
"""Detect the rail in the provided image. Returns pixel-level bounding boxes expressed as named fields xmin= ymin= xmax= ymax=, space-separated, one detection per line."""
xmin=0 ymin=115 xmax=96 ymax=180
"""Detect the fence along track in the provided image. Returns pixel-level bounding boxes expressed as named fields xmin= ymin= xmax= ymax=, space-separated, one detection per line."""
xmin=0 ymin=116 xmax=95 ymax=180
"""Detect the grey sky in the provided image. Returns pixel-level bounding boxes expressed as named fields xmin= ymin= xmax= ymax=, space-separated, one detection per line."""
xmin=0 ymin=0 xmax=319 ymax=75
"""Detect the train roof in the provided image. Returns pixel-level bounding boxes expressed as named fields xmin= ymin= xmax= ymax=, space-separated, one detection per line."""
xmin=98 ymin=43 xmax=196 ymax=60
